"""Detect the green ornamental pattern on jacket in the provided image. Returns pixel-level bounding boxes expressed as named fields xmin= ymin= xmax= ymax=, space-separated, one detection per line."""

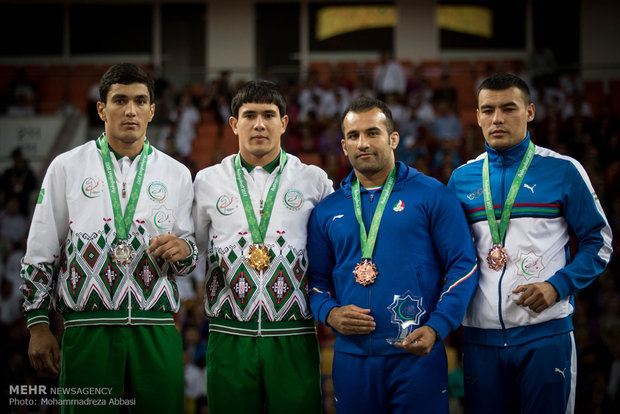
xmin=205 ymin=231 xmax=308 ymax=323
xmin=21 ymin=220 xmax=189 ymax=315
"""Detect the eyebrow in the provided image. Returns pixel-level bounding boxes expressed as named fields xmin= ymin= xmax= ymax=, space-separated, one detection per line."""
xmin=241 ymin=109 xmax=277 ymax=116
xmin=110 ymin=94 xmax=149 ymax=100
xmin=346 ymin=126 xmax=382 ymax=136
xmin=480 ymin=101 xmax=519 ymax=110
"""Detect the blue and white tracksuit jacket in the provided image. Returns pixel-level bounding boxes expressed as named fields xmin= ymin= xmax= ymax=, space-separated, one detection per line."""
xmin=447 ymin=135 xmax=613 ymax=346
xmin=307 ymin=162 xmax=479 ymax=356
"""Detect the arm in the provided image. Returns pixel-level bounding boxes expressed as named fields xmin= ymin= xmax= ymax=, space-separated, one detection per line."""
xmin=192 ymin=170 xmax=211 ymax=258
xmin=306 ymin=206 xmax=342 ymax=326
xmin=525 ymin=161 xmax=612 ymax=310
xmin=421 ymin=185 xmax=479 ymax=341
xmin=155 ymin=166 xmax=198 ymax=275
xmin=21 ymin=159 xmax=68 ymax=374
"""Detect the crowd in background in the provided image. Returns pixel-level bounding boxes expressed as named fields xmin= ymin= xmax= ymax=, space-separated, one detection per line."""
xmin=1 ymin=54 xmax=619 ymax=413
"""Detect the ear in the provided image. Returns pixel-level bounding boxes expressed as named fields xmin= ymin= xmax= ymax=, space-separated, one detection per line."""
xmin=476 ymin=108 xmax=482 ymax=128
xmin=229 ymin=116 xmax=238 ymax=135
xmin=280 ymin=114 xmax=289 ymax=133
xmin=389 ymin=131 xmax=400 ymax=150
xmin=97 ymin=101 xmax=106 ymax=122
xmin=341 ymin=139 xmax=348 ymax=156
xmin=148 ymin=103 xmax=155 ymax=122
xmin=526 ymin=103 xmax=535 ymax=123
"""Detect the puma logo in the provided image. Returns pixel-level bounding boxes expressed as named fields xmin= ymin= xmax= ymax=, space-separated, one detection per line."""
xmin=332 ymin=214 xmax=344 ymax=222
xmin=555 ymin=367 xmax=566 ymax=378
xmin=524 ymin=183 xmax=536 ymax=193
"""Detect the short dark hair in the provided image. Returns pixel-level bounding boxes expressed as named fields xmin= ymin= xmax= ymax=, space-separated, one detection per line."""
xmin=477 ymin=72 xmax=531 ymax=105
xmin=230 ymin=80 xmax=287 ymax=118
xmin=99 ymin=63 xmax=154 ymax=104
xmin=341 ymin=97 xmax=394 ymax=135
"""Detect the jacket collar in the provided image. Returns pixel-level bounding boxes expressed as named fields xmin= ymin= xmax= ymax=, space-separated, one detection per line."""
xmin=485 ymin=132 xmax=531 ymax=166
xmin=340 ymin=161 xmax=412 ymax=196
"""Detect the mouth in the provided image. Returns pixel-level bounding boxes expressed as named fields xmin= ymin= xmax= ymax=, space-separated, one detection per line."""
xmin=489 ymin=129 xmax=507 ymax=137
xmin=356 ymin=152 xmax=374 ymax=159
xmin=123 ymin=122 xmax=139 ymax=128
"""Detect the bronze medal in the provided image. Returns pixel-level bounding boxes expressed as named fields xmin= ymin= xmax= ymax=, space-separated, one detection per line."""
xmin=353 ymin=259 xmax=378 ymax=286
xmin=246 ymin=243 xmax=271 ymax=271
xmin=487 ymin=244 xmax=508 ymax=271
xmin=111 ymin=241 xmax=133 ymax=265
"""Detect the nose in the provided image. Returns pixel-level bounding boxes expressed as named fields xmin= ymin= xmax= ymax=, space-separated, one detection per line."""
xmin=125 ymin=101 xmax=137 ymax=116
xmin=253 ymin=115 xmax=265 ymax=130
xmin=492 ymin=110 xmax=503 ymax=124
xmin=357 ymin=134 xmax=370 ymax=150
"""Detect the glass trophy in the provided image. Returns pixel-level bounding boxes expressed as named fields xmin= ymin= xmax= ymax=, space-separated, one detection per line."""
xmin=386 ymin=291 xmax=426 ymax=344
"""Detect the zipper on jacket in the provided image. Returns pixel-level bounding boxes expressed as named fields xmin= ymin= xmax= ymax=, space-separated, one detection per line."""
xmin=128 ymin=291 xmax=133 ymax=324
xmin=497 ymin=157 xmax=507 ymax=332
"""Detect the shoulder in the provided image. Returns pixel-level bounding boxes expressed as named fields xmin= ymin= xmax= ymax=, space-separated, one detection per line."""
xmin=285 ymin=154 xmax=329 ymax=179
xmin=48 ymin=140 xmax=97 ymax=170
xmin=150 ymin=146 xmax=192 ymax=176
xmin=194 ymin=154 xmax=235 ymax=183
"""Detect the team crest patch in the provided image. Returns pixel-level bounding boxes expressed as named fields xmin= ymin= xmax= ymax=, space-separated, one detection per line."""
xmin=81 ymin=177 xmax=105 ymax=199
xmin=216 ymin=194 xmax=240 ymax=216
xmin=283 ymin=189 xmax=304 ymax=210
xmin=516 ymin=250 xmax=545 ymax=280
xmin=393 ymin=200 xmax=405 ymax=212
xmin=152 ymin=205 xmax=175 ymax=231
xmin=147 ymin=181 xmax=168 ymax=202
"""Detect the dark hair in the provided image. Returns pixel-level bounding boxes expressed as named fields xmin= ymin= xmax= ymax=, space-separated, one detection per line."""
xmin=477 ymin=72 xmax=531 ymax=105
xmin=341 ymin=97 xmax=394 ymax=135
xmin=99 ymin=63 xmax=154 ymax=104
xmin=230 ymin=80 xmax=287 ymax=118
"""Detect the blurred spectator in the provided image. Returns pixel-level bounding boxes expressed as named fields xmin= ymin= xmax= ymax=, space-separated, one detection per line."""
xmin=170 ymin=87 xmax=201 ymax=158
xmin=6 ymin=67 xmax=38 ymax=116
xmin=0 ymin=197 xmax=29 ymax=261
xmin=0 ymin=278 xmax=22 ymax=326
xmin=373 ymin=50 xmax=406 ymax=100
xmin=1 ymin=147 xmax=38 ymax=216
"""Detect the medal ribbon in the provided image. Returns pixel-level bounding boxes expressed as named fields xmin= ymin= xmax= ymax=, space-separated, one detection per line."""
xmin=352 ymin=165 xmax=397 ymax=259
xmin=234 ymin=150 xmax=288 ymax=245
xmin=98 ymin=134 xmax=150 ymax=240
xmin=482 ymin=140 xmax=535 ymax=245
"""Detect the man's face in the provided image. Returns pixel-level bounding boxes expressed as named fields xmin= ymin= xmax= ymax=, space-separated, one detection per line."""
xmin=341 ymin=108 xmax=398 ymax=179
xmin=97 ymin=83 xmax=154 ymax=148
xmin=229 ymin=102 xmax=288 ymax=164
xmin=477 ymin=86 xmax=535 ymax=151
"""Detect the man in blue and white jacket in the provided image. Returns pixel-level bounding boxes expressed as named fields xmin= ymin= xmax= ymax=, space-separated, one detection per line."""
xmin=448 ymin=72 xmax=613 ymax=414
xmin=308 ymin=97 xmax=478 ymax=414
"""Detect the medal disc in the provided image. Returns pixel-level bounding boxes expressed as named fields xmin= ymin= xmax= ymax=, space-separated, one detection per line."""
xmin=111 ymin=241 xmax=133 ymax=265
xmin=353 ymin=259 xmax=378 ymax=286
xmin=487 ymin=244 xmax=508 ymax=271
xmin=246 ymin=243 xmax=271 ymax=271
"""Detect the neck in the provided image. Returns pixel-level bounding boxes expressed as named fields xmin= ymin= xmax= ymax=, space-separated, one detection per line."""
xmin=107 ymin=139 xmax=144 ymax=158
xmin=354 ymin=163 xmax=395 ymax=188
xmin=240 ymin=149 xmax=280 ymax=167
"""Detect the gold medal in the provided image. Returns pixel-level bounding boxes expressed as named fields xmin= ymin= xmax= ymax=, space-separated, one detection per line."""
xmin=353 ymin=259 xmax=378 ymax=286
xmin=111 ymin=241 xmax=133 ymax=265
xmin=487 ymin=244 xmax=508 ymax=271
xmin=246 ymin=243 xmax=271 ymax=271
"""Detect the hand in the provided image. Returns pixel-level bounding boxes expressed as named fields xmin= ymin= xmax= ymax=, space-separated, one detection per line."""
xmin=393 ymin=325 xmax=438 ymax=356
xmin=326 ymin=305 xmax=376 ymax=335
xmin=513 ymin=282 xmax=559 ymax=313
xmin=147 ymin=234 xmax=191 ymax=263
xmin=28 ymin=323 xmax=60 ymax=376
